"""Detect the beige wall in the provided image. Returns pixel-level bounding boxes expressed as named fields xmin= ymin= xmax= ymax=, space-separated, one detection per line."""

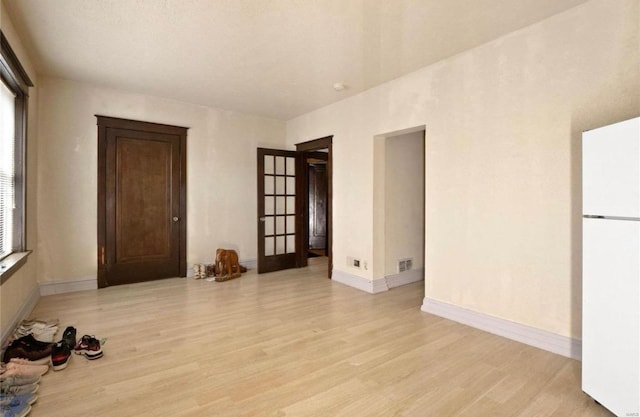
xmin=384 ymin=131 xmax=425 ymax=277
xmin=36 ymin=77 xmax=286 ymax=283
xmin=3 ymin=0 xmax=639 ymax=343
xmin=0 ymin=1 xmax=40 ymax=336
xmin=286 ymin=0 xmax=640 ymax=338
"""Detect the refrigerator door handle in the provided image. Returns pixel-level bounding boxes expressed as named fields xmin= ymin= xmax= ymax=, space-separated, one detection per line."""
xmin=583 ymin=215 xmax=640 ymax=221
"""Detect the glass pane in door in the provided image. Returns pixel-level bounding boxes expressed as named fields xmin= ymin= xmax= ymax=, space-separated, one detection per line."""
xmin=276 ymin=217 xmax=285 ymax=234
xmin=286 ymin=235 xmax=295 ymax=254
xmin=265 ymin=237 xmax=274 ymax=256
xmin=264 ymin=176 xmax=274 ymax=194
xmin=286 ymin=157 xmax=295 ymax=175
xmin=276 ymin=177 xmax=285 ymax=195
xmin=276 ymin=236 xmax=285 ymax=254
xmin=264 ymin=155 xmax=274 ymax=174
xmin=275 ymin=157 xmax=285 ymax=175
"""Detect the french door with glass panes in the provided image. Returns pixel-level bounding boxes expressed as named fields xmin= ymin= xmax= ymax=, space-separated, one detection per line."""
xmin=257 ymin=148 xmax=299 ymax=273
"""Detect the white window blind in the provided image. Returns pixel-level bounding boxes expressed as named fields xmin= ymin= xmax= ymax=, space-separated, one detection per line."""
xmin=0 ymin=79 xmax=16 ymax=259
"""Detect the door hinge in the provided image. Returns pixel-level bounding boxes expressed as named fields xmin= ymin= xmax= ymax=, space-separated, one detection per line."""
xmin=101 ymin=247 xmax=105 ymax=265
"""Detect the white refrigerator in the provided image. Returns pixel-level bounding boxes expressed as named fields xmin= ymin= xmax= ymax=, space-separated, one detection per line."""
xmin=583 ymin=116 xmax=640 ymax=417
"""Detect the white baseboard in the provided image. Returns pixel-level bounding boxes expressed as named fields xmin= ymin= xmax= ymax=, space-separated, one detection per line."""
xmin=188 ymin=259 xmax=257 ymax=278
xmin=332 ymin=270 xmax=389 ymax=294
xmin=372 ymin=277 xmax=389 ymax=293
xmin=187 ymin=264 xmax=198 ymax=278
xmin=39 ymin=277 xmax=98 ymax=296
xmin=385 ymin=268 xmax=424 ymax=288
xmin=1 ymin=284 xmax=40 ymax=347
xmin=241 ymin=259 xmax=257 ymax=270
xmin=421 ymin=297 xmax=582 ymax=360
xmin=331 ymin=269 xmax=425 ymax=294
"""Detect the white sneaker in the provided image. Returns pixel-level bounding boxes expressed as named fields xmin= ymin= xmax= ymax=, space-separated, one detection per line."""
xmin=8 ymin=358 xmax=50 ymax=366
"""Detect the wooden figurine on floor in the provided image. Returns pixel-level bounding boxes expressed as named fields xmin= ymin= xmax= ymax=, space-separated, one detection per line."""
xmin=214 ymin=248 xmax=246 ymax=281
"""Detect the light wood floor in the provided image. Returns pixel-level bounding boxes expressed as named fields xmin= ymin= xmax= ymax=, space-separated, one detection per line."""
xmin=27 ymin=258 xmax=611 ymax=417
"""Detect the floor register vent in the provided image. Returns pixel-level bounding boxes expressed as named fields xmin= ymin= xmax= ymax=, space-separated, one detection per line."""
xmin=398 ymin=258 xmax=413 ymax=273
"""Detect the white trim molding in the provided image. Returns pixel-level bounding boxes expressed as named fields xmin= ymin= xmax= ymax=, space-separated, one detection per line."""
xmin=332 ymin=268 xmax=424 ymax=294
xmin=332 ymin=270 xmax=389 ymax=294
xmin=39 ymin=277 xmax=98 ymax=296
xmin=188 ymin=259 xmax=257 ymax=278
xmin=1 ymin=284 xmax=40 ymax=347
xmin=241 ymin=259 xmax=257 ymax=270
xmin=385 ymin=268 xmax=424 ymax=288
xmin=421 ymin=297 xmax=582 ymax=360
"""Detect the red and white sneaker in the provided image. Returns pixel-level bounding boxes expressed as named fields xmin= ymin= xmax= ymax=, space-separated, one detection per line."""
xmin=73 ymin=335 xmax=103 ymax=360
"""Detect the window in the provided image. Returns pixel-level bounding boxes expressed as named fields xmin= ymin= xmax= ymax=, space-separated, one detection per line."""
xmin=0 ymin=79 xmax=16 ymax=259
xmin=0 ymin=31 xmax=33 ymax=262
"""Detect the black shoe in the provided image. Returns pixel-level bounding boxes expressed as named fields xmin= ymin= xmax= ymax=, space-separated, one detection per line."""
xmin=14 ymin=334 xmax=53 ymax=349
xmin=2 ymin=336 xmax=54 ymax=362
xmin=51 ymin=341 xmax=71 ymax=371
xmin=61 ymin=326 xmax=76 ymax=350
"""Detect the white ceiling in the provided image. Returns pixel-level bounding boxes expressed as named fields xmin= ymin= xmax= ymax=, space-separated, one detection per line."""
xmin=3 ymin=0 xmax=587 ymax=120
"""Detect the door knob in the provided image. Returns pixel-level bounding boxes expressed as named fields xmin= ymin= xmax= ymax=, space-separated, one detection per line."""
xmin=259 ymin=217 xmax=266 ymax=222
xmin=173 ymin=217 xmax=179 ymax=222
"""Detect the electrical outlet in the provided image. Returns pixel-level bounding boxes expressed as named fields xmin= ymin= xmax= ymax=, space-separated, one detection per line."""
xmin=347 ymin=256 xmax=361 ymax=269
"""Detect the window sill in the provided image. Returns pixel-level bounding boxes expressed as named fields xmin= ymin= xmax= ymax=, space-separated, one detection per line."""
xmin=0 ymin=251 xmax=32 ymax=285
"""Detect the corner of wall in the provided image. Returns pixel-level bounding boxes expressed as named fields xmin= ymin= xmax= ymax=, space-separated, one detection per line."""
xmin=0 ymin=278 xmax=40 ymax=347
xmin=332 ymin=269 xmax=389 ymax=294
xmin=385 ymin=268 xmax=424 ymax=288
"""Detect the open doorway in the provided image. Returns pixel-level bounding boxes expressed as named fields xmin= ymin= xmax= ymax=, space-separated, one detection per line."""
xmin=306 ymin=152 xmax=328 ymax=258
xmin=373 ymin=127 xmax=425 ymax=289
xmin=296 ymin=136 xmax=333 ymax=278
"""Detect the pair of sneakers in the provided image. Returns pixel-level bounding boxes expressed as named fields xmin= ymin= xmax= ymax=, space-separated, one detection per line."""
xmin=51 ymin=328 xmax=103 ymax=369
xmin=193 ymin=264 xmax=206 ymax=279
xmin=0 ymin=391 xmax=37 ymax=417
xmin=0 ymin=374 xmax=40 ymax=394
xmin=1 ymin=335 xmax=54 ymax=363
xmin=72 ymin=335 xmax=103 ymax=360
xmin=12 ymin=319 xmax=58 ymax=343
xmin=0 ymin=359 xmax=48 ymax=379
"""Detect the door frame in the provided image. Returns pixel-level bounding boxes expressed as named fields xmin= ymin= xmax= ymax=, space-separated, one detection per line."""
xmin=96 ymin=115 xmax=188 ymax=288
xmin=295 ymin=136 xmax=333 ymax=278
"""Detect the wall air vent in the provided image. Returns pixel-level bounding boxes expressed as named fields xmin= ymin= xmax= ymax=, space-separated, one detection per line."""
xmin=398 ymin=258 xmax=413 ymax=273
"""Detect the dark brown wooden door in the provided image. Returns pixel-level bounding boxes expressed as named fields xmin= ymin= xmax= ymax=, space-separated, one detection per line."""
xmin=257 ymin=148 xmax=298 ymax=273
xmin=308 ymin=162 xmax=327 ymax=251
xmin=97 ymin=116 xmax=187 ymax=287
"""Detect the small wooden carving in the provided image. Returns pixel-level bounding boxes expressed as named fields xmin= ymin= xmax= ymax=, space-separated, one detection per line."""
xmin=214 ymin=248 xmax=245 ymax=281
